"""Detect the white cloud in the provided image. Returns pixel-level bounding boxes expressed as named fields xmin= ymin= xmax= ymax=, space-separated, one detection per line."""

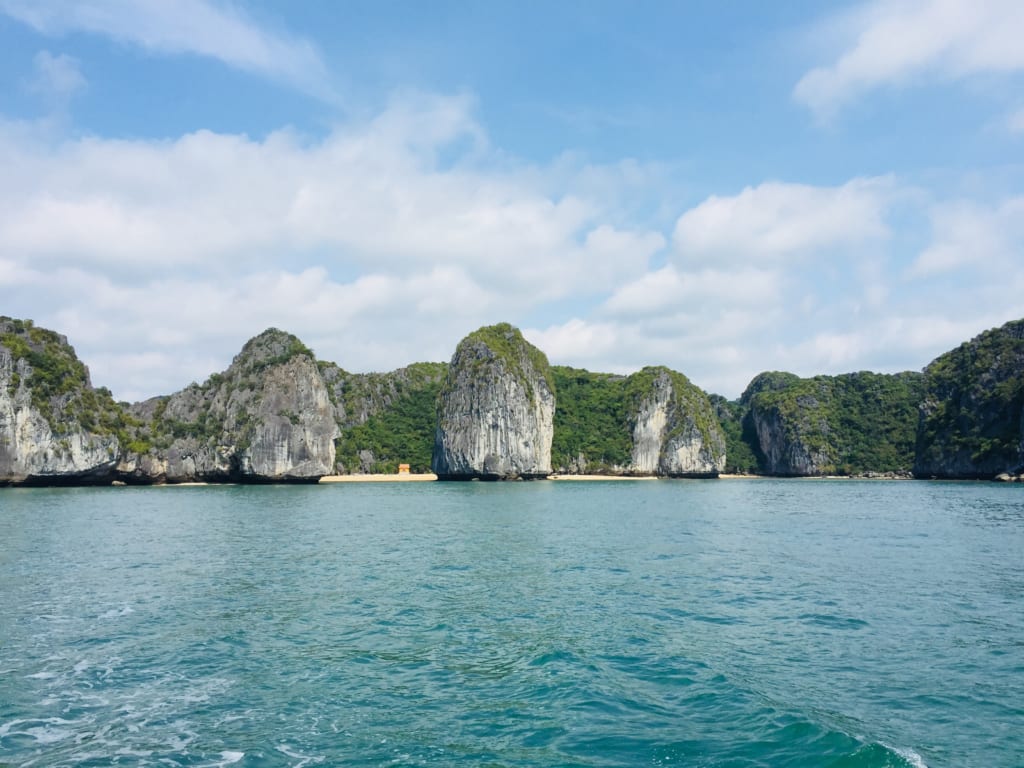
xmin=795 ymin=0 xmax=1024 ymax=118
xmin=1 ymin=93 xmax=1022 ymax=402
xmin=602 ymin=266 xmax=781 ymax=318
xmin=0 ymin=96 xmax=670 ymax=398
xmin=908 ymin=197 xmax=1024 ymax=277
xmin=27 ymin=50 xmax=86 ymax=99
xmin=0 ymin=0 xmax=334 ymax=100
xmin=672 ymin=178 xmax=891 ymax=263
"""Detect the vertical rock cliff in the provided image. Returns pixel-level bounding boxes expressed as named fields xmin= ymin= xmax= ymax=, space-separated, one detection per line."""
xmin=625 ymin=367 xmax=726 ymax=476
xmin=742 ymin=371 xmax=924 ymax=476
xmin=320 ymin=361 xmax=447 ymax=474
xmin=549 ymin=365 xmax=725 ymax=476
xmin=914 ymin=318 xmax=1024 ymax=479
xmin=433 ymin=323 xmax=554 ymax=479
xmin=1 ymin=318 xmax=123 ymax=485
xmin=120 ymin=329 xmax=338 ymax=483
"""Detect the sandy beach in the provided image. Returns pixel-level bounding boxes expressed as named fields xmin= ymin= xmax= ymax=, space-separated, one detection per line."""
xmin=319 ymin=473 xmax=438 ymax=483
xmin=547 ymin=474 xmax=657 ymax=481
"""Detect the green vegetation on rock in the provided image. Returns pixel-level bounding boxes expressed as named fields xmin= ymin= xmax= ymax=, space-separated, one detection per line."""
xmin=551 ymin=366 xmax=632 ymax=471
xmin=462 ymin=323 xmax=554 ymax=397
xmin=745 ymin=370 xmax=925 ymax=475
xmin=916 ymin=319 xmax=1024 ymax=476
xmin=1 ymin=316 xmax=131 ymax=441
xmin=334 ymin=363 xmax=447 ymax=473
xmin=625 ymin=366 xmax=720 ymax=453
xmin=709 ymin=395 xmax=761 ymax=474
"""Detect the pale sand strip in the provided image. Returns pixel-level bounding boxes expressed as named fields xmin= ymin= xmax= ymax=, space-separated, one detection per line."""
xmin=547 ymin=474 xmax=657 ymax=481
xmin=319 ymin=473 xmax=438 ymax=483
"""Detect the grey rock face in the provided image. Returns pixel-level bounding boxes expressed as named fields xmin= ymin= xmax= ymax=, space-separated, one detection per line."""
xmin=750 ymin=402 xmax=834 ymax=476
xmin=120 ymin=329 xmax=338 ymax=483
xmin=433 ymin=324 xmax=554 ymax=479
xmin=627 ymin=368 xmax=725 ymax=476
xmin=0 ymin=320 xmax=121 ymax=485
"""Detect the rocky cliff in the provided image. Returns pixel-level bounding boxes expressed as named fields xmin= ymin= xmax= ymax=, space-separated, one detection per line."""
xmin=5 ymin=314 xmax=1024 ymax=486
xmin=433 ymin=323 xmax=554 ymax=479
xmin=550 ymin=365 xmax=725 ymax=476
xmin=322 ymin=361 xmax=447 ymax=474
xmin=119 ymin=329 xmax=338 ymax=483
xmin=625 ymin=367 xmax=725 ymax=476
xmin=914 ymin=318 xmax=1024 ymax=479
xmin=738 ymin=371 xmax=925 ymax=476
xmin=1 ymin=318 xmax=123 ymax=485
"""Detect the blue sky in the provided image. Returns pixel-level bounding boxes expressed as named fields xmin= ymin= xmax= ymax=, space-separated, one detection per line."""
xmin=1 ymin=0 xmax=1023 ymax=400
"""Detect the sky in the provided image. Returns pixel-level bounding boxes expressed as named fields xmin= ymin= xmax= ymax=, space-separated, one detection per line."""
xmin=1 ymin=0 xmax=1023 ymax=402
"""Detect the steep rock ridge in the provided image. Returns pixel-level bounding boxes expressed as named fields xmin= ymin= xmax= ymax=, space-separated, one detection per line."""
xmin=433 ymin=323 xmax=554 ymax=479
xmin=120 ymin=329 xmax=337 ymax=483
xmin=914 ymin=319 xmax=1024 ymax=479
xmin=321 ymin=361 xmax=448 ymax=474
xmin=549 ymin=365 xmax=725 ymax=476
xmin=0 ymin=318 xmax=123 ymax=485
xmin=550 ymin=366 xmax=632 ymax=473
xmin=743 ymin=371 xmax=925 ymax=476
xmin=625 ymin=367 xmax=725 ymax=476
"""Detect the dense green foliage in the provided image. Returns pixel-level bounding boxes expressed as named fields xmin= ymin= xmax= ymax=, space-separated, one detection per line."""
xmin=334 ymin=363 xmax=447 ymax=473
xmin=551 ymin=366 xmax=632 ymax=471
xmin=552 ymin=365 xmax=724 ymax=473
xmin=748 ymin=371 xmax=926 ymax=474
xmin=709 ymin=395 xmax=762 ymax=474
xmin=916 ymin=319 xmax=1024 ymax=474
xmin=1 ymin=316 xmax=132 ymax=441
xmin=462 ymin=323 xmax=554 ymax=397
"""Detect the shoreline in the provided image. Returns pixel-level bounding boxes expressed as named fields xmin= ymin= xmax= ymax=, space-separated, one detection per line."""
xmin=319 ymin=473 xmax=438 ymax=483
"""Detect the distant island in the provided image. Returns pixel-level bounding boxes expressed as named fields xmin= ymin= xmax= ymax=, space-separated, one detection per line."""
xmin=2 ymin=316 xmax=1022 ymax=486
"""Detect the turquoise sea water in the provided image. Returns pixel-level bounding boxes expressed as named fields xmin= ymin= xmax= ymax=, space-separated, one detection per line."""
xmin=0 ymin=480 xmax=1021 ymax=767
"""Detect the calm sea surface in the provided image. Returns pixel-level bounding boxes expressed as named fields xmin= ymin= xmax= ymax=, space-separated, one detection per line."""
xmin=0 ymin=480 xmax=1021 ymax=767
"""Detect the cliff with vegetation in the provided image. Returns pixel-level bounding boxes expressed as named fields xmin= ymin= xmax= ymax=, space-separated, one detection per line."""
xmin=715 ymin=370 xmax=925 ymax=477
xmin=3 ymin=314 xmax=1024 ymax=486
xmin=1 ymin=318 xmax=125 ymax=485
xmin=914 ymin=319 xmax=1024 ymax=479
xmin=323 ymin=361 xmax=447 ymax=474
xmin=118 ymin=329 xmax=338 ymax=483
xmin=551 ymin=366 xmax=725 ymax=476
xmin=432 ymin=323 xmax=555 ymax=479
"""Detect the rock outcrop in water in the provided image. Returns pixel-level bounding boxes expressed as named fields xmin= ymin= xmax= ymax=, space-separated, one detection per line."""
xmin=119 ymin=329 xmax=338 ymax=483
xmin=721 ymin=370 xmax=924 ymax=476
xmin=5 ymin=314 xmax=1024 ymax=485
xmin=321 ymin=361 xmax=448 ymax=474
xmin=1 ymin=318 xmax=122 ymax=485
xmin=914 ymin=318 xmax=1024 ymax=479
xmin=549 ymin=365 xmax=725 ymax=476
xmin=624 ymin=367 xmax=725 ymax=476
xmin=432 ymin=323 xmax=554 ymax=479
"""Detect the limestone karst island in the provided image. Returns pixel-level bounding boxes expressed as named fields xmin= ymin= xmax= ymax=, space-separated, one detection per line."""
xmin=1 ymin=316 xmax=1023 ymax=486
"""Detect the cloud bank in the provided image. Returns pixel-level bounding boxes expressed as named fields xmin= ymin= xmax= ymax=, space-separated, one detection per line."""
xmin=0 ymin=0 xmax=335 ymax=100
xmin=4 ymin=91 xmax=1019 ymax=402
xmin=795 ymin=0 xmax=1024 ymax=118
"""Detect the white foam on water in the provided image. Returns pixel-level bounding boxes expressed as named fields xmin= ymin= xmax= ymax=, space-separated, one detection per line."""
xmin=194 ymin=750 xmax=245 ymax=767
xmin=73 ymin=659 xmax=90 ymax=673
xmin=116 ymin=747 xmax=154 ymax=758
xmin=278 ymin=743 xmax=326 ymax=767
xmin=25 ymin=670 xmax=58 ymax=679
xmin=99 ymin=604 xmax=134 ymax=620
xmin=0 ymin=717 xmax=82 ymax=745
xmin=886 ymin=744 xmax=928 ymax=768
xmin=24 ymin=725 xmax=73 ymax=744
